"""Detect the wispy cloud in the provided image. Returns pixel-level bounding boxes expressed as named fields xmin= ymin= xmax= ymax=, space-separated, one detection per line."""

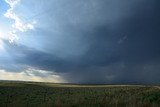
xmin=4 ymin=0 xmax=20 ymax=7
xmin=118 ymin=35 xmax=127 ymax=44
xmin=4 ymin=0 xmax=34 ymax=43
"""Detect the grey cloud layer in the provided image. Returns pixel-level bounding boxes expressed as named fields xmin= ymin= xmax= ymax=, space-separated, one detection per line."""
xmin=1 ymin=0 xmax=160 ymax=84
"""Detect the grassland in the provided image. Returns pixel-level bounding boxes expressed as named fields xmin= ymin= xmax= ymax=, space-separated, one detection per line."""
xmin=0 ymin=81 xmax=159 ymax=107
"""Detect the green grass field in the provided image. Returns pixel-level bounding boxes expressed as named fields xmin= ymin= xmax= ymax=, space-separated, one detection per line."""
xmin=0 ymin=81 xmax=159 ymax=107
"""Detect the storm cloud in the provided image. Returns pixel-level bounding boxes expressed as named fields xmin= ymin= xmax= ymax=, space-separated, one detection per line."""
xmin=0 ymin=0 xmax=160 ymax=84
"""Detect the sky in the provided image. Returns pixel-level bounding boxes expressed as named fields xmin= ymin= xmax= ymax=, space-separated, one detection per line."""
xmin=0 ymin=0 xmax=160 ymax=84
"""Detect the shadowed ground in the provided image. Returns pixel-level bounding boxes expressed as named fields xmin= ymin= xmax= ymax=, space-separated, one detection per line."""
xmin=0 ymin=81 xmax=159 ymax=107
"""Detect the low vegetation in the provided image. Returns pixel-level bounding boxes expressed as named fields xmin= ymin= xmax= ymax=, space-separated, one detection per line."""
xmin=0 ymin=81 xmax=159 ymax=107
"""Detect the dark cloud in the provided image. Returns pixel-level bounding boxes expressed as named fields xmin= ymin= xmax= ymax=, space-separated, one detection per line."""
xmin=1 ymin=0 xmax=160 ymax=84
